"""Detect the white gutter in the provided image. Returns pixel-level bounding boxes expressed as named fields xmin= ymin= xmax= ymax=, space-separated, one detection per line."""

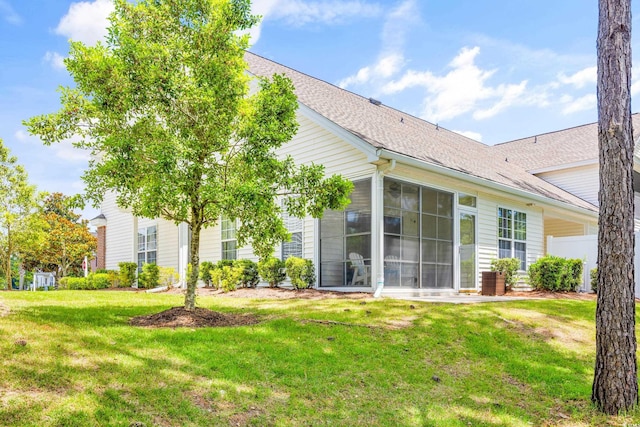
xmin=373 ymin=159 xmax=396 ymax=298
xmin=378 ymin=149 xmax=598 ymax=218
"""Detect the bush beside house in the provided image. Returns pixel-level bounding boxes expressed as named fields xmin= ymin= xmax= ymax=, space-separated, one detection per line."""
xmin=285 ymin=257 xmax=315 ymax=290
xmin=490 ymin=258 xmax=520 ymax=290
xmin=528 ymin=255 xmax=583 ymax=292
xmin=258 ymin=257 xmax=286 ymax=288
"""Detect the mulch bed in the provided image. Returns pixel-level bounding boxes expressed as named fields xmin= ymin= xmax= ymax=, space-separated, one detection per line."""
xmin=129 ymin=306 xmax=260 ymax=328
xmin=186 ymin=287 xmax=372 ymax=300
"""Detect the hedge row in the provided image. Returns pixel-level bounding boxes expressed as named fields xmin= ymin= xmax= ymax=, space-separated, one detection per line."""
xmin=200 ymin=257 xmax=315 ymax=292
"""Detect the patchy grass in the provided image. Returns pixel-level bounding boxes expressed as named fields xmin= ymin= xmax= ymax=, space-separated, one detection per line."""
xmin=0 ymin=290 xmax=639 ymax=426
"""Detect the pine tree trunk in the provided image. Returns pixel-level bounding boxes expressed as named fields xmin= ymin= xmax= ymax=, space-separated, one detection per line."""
xmin=184 ymin=213 xmax=202 ymax=311
xmin=5 ymin=224 xmax=11 ymax=291
xmin=592 ymin=0 xmax=638 ymax=414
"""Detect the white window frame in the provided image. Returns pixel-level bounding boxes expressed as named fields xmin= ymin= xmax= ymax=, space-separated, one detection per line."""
xmin=281 ymin=200 xmax=303 ymax=260
xmin=137 ymin=225 xmax=157 ymax=271
xmin=221 ymin=217 xmax=237 ymax=260
xmin=497 ymin=207 xmax=527 ymax=271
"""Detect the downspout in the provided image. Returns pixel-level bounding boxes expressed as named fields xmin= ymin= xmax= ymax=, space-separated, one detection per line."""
xmin=374 ymin=158 xmax=396 ymax=298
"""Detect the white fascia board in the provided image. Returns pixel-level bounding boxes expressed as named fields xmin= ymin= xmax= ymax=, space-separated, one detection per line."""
xmin=529 ymin=159 xmax=598 ymax=174
xmin=296 ymin=103 xmax=380 ymax=163
xmin=90 ymin=216 xmax=107 ymax=227
xmin=378 ymin=149 xmax=598 ymax=219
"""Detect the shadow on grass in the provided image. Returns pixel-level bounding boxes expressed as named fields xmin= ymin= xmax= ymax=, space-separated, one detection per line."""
xmin=1 ymin=297 xmax=637 ymax=426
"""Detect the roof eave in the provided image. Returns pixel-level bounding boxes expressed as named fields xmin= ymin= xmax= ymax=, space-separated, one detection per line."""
xmin=378 ymin=149 xmax=598 ymax=218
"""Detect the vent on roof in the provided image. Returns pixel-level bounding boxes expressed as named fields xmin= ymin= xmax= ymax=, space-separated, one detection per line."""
xmin=369 ymin=98 xmax=382 ymax=106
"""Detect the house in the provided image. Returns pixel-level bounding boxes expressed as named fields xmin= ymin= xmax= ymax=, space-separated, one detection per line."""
xmin=91 ymin=51 xmax=602 ymax=295
xmin=492 ymin=114 xmax=640 ymax=235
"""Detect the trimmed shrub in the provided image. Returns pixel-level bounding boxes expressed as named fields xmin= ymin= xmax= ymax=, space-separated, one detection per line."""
xmin=217 ymin=259 xmax=235 ymax=269
xmin=58 ymin=277 xmax=69 ymax=290
xmin=234 ymin=259 xmax=260 ymax=288
xmin=258 ymin=257 xmax=286 ymax=288
xmin=590 ymin=267 xmax=598 ymax=294
xmin=118 ymin=262 xmax=138 ymax=287
xmin=66 ymin=277 xmax=87 ymax=290
xmin=220 ymin=266 xmax=242 ymax=292
xmin=138 ymin=263 xmax=159 ymax=289
xmin=200 ymin=261 xmax=216 ymax=287
xmin=491 ymin=258 xmax=520 ymax=290
xmin=210 ymin=267 xmax=222 ymax=290
xmin=88 ymin=273 xmax=111 ymax=290
xmin=106 ymin=270 xmax=121 ymax=288
xmin=159 ymin=266 xmax=179 ymax=287
xmin=528 ymin=255 xmax=583 ymax=292
xmin=285 ymin=257 xmax=315 ymax=290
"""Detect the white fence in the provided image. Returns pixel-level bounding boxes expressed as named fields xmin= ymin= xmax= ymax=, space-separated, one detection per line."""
xmin=547 ymin=233 xmax=640 ymax=295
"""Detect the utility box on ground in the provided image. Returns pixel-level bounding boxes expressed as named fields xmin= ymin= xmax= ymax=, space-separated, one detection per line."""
xmin=481 ymin=271 xmax=505 ymax=296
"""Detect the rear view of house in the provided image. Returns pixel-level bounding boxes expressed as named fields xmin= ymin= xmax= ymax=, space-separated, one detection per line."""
xmin=92 ymin=52 xmax=600 ymax=295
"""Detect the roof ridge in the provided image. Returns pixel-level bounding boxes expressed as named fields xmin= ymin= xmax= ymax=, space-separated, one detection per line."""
xmin=245 ymin=50 xmax=489 ymax=148
xmin=495 ymin=111 xmax=640 ymax=146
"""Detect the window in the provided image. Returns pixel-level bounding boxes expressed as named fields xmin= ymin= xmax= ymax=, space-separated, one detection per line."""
xmin=498 ymin=208 xmax=527 ymax=270
xmin=221 ymin=217 xmax=237 ymax=260
xmin=281 ymin=201 xmax=303 ymax=260
xmin=137 ymin=226 xmax=157 ymax=271
xmin=458 ymin=193 xmax=477 ymax=208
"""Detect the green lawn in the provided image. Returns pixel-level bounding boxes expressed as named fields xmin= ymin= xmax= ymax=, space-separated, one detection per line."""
xmin=0 ymin=291 xmax=638 ymax=426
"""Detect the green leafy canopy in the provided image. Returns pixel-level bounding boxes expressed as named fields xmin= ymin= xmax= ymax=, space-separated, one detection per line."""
xmin=24 ymin=0 xmax=352 ymax=307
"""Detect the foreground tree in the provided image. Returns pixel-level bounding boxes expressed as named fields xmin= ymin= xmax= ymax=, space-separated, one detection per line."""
xmin=0 ymin=139 xmax=41 ymax=290
xmin=25 ymin=0 xmax=352 ymax=309
xmin=592 ymin=0 xmax=638 ymax=414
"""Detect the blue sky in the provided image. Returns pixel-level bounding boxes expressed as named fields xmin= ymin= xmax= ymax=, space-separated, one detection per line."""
xmin=0 ymin=0 xmax=637 ymax=220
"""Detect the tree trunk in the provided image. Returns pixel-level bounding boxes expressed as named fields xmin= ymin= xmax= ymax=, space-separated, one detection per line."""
xmin=184 ymin=214 xmax=202 ymax=311
xmin=5 ymin=224 xmax=11 ymax=291
xmin=592 ymin=0 xmax=638 ymax=414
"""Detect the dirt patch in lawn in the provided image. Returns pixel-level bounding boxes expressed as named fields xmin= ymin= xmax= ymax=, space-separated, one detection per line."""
xmin=507 ymin=290 xmax=596 ymax=301
xmin=166 ymin=286 xmax=371 ymax=300
xmin=129 ymin=306 xmax=260 ymax=328
xmin=0 ymin=302 xmax=9 ymax=317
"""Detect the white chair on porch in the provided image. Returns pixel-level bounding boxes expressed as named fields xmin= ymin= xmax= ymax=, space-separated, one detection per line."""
xmin=349 ymin=252 xmax=370 ymax=286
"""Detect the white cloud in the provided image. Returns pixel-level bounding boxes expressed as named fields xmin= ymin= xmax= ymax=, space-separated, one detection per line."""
xmin=14 ymin=129 xmax=29 ymax=141
xmin=0 ymin=1 xmax=21 ymax=25
xmin=249 ymin=0 xmax=382 ymax=44
xmin=557 ymin=66 xmax=597 ymax=89
xmin=453 ymin=130 xmax=482 ymax=142
xmin=43 ymin=51 xmax=66 ymax=70
xmin=338 ymin=0 xmax=417 ymax=88
xmin=631 ymin=78 xmax=640 ymax=97
xmin=380 ymin=46 xmax=529 ymax=122
xmin=473 ymin=81 xmax=528 ymax=120
xmin=561 ymin=94 xmax=596 ymax=115
xmin=55 ymin=0 xmax=114 ymax=45
xmin=15 ymin=131 xmax=90 ymax=163
xmin=339 ymin=53 xmax=403 ymax=88
xmin=53 ymin=139 xmax=91 ymax=162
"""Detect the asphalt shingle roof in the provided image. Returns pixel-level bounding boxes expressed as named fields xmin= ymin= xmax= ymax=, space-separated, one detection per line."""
xmin=492 ymin=114 xmax=640 ymax=171
xmin=245 ymin=51 xmax=598 ymax=213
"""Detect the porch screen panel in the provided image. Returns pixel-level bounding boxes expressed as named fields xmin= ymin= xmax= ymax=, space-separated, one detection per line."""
xmin=320 ymin=179 xmax=371 ymax=286
xmin=384 ymin=178 xmax=453 ymax=288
